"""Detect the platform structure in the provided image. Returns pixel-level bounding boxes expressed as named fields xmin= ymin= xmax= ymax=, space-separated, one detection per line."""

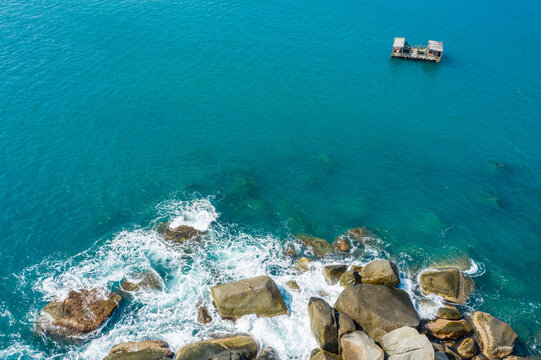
xmin=391 ymin=38 xmax=443 ymax=63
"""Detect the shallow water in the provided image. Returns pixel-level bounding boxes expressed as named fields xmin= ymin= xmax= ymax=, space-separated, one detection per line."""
xmin=1 ymin=0 xmax=541 ymax=357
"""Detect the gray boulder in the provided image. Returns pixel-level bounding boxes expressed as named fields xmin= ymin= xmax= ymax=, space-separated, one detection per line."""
xmin=471 ymin=311 xmax=517 ymax=359
xmin=104 ymin=340 xmax=174 ymax=360
xmin=340 ymin=331 xmax=384 ymax=360
xmin=211 ymin=276 xmax=287 ymax=319
xmin=333 ymin=284 xmax=420 ymax=342
xmin=380 ymin=326 xmax=434 ymax=360
xmin=308 ymin=297 xmax=339 ymax=354
xmin=174 ymin=335 xmax=258 ymax=360
xmin=360 ymin=260 xmax=400 ymax=286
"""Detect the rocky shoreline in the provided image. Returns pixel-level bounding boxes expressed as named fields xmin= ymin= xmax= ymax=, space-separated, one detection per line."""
xmin=36 ymin=224 xmax=535 ymax=360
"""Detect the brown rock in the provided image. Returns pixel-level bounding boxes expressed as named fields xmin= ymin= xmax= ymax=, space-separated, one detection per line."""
xmin=104 ymin=340 xmax=174 ymax=360
xmin=456 ymin=337 xmax=477 ymax=359
xmin=198 ymin=306 xmax=212 ymax=324
xmin=420 ymin=268 xmax=474 ymax=304
xmin=296 ymin=257 xmax=312 ymax=272
xmin=296 ymin=234 xmax=334 ymax=258
xmin=426 ymin=318 xmax=472 ymax=340
xmin=310 ymin=350 xmax=340 ymax=360
xmin=339 ymin=271 xmax=361 ymax=288
xmin=164 ymin=225 xmax=204 ymax=243
xmin=286 ymin=280 xmax=300 ymax=292
xmin=437 ymin=305 xmax=462 ymax=320
xmin=323 ymin=265 xmax=348 ymax=285
xmin=333 ymin=237 xmax=350 ymax=252
xmin=471 ymin=311 xmax=517 ymax=359
xmin=308 ymin=297 xmax=339 ymax=354
xmin=174 ymin=335 xmax=258 ymax=360
xmin=120 ymin=271 xmax=163 ymax=292
xmin=360 ymin=260 xmax=400 ymax=286
xmin=37 ymin=288 xmax=121 ymax=337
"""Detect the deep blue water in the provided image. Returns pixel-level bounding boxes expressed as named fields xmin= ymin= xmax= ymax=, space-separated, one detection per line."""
xmin=1 ymin=0 xmax=540 ymax=358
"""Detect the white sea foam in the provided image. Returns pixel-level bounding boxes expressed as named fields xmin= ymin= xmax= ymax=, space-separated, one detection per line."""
xmin=16 ymin=198 xmax=461 ymax=359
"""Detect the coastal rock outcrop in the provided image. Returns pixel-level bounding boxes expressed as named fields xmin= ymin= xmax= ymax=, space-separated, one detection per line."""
xmin=198 ymin=306 xmax=212 ymax=324
xmin=120 ymin=270 xmax=163 ymax=292
xmin=104 ymin=340 xmax=174 ymax=360
xmin=340 ymin=331 xmax=384 ymax=360
xmin=295 ymin=234 xmax=334 ymax=258
xmin=471 ymin=311 xmax=517 ymax=359
xmin=163 ymin=225 xmax=204 ymax=243
xmin=380 ymin=326 xmax=434 ymax=360
xmin=426 ymin=318 xmax=472 ymax=340
xmin=333 ymin=284 xmax=420 ymax=342
xmin=437 ymin=305 xmax=462 ymax=320
xmin=37 ymin=288 xmax=121 ymax=337
xmin=210 ymin=276 xmax=287 ymax=319
xmin=360 ymin=260 xmax=400 ymax=286
xmin=174 ymin=335 xmax=258 ymax=360
xmin=419 ymin=268 xmax=473 ymax=304
xmin=308 ymin=297 xmax=339 ymax=354
xmin=323 ymin=265 xmax=348 ymax=285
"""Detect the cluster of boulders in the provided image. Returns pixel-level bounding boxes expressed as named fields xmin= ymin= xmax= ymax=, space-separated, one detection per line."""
xmin=35 ymin=225 xmax=535 ymax=360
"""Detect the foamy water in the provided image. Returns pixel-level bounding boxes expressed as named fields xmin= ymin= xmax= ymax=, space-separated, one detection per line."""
xmin=5 ymin=199 xmax=474 ymax=359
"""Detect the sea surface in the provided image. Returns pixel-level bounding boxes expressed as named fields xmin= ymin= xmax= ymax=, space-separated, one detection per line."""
xmin=1 ymin=0 xmax=541 ymax=358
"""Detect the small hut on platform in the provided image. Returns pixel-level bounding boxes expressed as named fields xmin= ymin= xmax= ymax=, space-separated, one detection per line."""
xmin=391 ymin=37 xmax=443 ymax=63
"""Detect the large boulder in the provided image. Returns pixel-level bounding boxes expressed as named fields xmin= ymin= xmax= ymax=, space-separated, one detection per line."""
xmin=198 ymin=306 xmax=212 ymax=324
xmin=37 ymin=288 xmax=121 ymax=337
xmin=339 ymin=271 xmax=361 ymax=288
xmin=437 ymin=305 xmax=462 ymax=320
xmin=211 ymin=276 xmax=287 ymax=319
xmin=456 ymin=337 xmax=477 ymax=359
xmin=121 ymin=271 xmax=163 ymax=292
xmin=380 ymin=326 xmax=435 ymax=360
xmin=360 ymin=260 xmax=400 ymax=286
xmin=419 ymin=268 xmax=474 ymax=304
xmin=310 ymin=350 xmax=339 ymax=360
xmin=174 ymin=335 xmax=258 ymax=360
xmin=426 ymin=318 xmax=472 ymax=340
xmin=333 ymin=284 xmax=420 ymax=342
xmin=323 ymin=265 xmax=348 ymax=285
xmin=308 ymin=297 xmax=339 ymax=354
xmin=471 ymin=311 xmax=517 ymax=359
xmin=340 ymin=331 xmax=384 ymax=360
xmin=104 ymin=340 xmax=174 ymax=360
xmin=296 ymin=234 xmax=334 ymax=258
xmin=163 ymin=225 xmax=204 ymax=243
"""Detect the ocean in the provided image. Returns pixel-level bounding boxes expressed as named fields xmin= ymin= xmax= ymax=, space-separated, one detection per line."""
xmin=1 ymin=0 xmax=540 ymax=358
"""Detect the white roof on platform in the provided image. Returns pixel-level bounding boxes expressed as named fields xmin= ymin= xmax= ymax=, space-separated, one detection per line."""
xmin=428 ymin=40 xmax=443 ymax=52
xmin=393 ymin=37 xmax=405 ymax=48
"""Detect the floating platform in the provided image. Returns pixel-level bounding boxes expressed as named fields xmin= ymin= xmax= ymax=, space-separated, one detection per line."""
xmin=391 ymin=37 xmax=443 ymax=63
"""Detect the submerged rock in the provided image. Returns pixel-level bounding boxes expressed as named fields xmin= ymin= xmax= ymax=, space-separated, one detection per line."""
xmin=426 ymin=318 xmax=472 ymax=340
xmin=332 ymin=237 xmax=350 ymax=252
xmin=323 ymin=265 xmax=348 ymax=285
xmin=339 ymin=271 xmax=361 ymax=288
xmin=37 ymin=288 xmax=121 ymax=337
xmin=104 ymin=340 xmax=174 ymax=360
xmin=163 ymin=225 xmax=204 ymax=243
xmin=121 ymin=271 xmax=163 ymax=292
xmin=360 ymin=260 xmax=400 ymax=286
xmin=308 ymin=297 xmax=339 ymax=354
xmin=295 ymin=234 xmax=334 ymax=258
xmin=380 ymin=326 xmax=434 ymax=360
xmin=198 ymin=306 xmax=212 ymax=324
xmin=341 ymin=331 xmax=384 ymax=360
xmin=210 ymin=276 xmax=287 ymax=319
xmin=333 ymin=284 xmax=420 ymax=343
xmin=419 ymin=268 xmax=474 ymax=304
xmin=286 ymin=280 xmax=300 ymax=292
xmin=174 ymin=335 xmax=258 ymax=360
xmin=295 ymin=257 xmax=312 ymax=272
xmin=471 ymin=311 xmax=517 ymax=359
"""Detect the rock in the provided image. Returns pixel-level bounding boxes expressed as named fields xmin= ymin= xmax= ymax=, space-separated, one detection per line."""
xmin=340 ymin=331 xmax=384 ymax=360
xmin=334 ymin=284 xmax=420 ymax=342
xmin=308 ymin=297 xmax=339 ymax=354
xmin=296 ymin=234 xmax=334 ymax=258
xmin=349 ymin=265 xmax=363 ymax=272
xmin=444 ymin=347 xmax=462 ymax=360
xmin=471 ymin=311 xmax=517 ymax=359
xmin=360 ymin=260 xmax=400 ymax=286
xmin=344 ymin=227 xmax=374 ymax=243
xmin=380 ymin=326 xmax=434 ymax=360
xmin=456 ymin=337 xmax=477 ymax=359
xmin=310 ymin=350 xmax=339 ymax=360
xmin=164 ymin=225 xmax=204 ymax=243
xmin=503 ymin=357 xmax=533 ymax=360
xmin=121 ymin=271 xmax=163 ymax=292
xmin=419 ymin=268 xmax=474 ymax=304
xmin=256 ymin=347 xmax=279 ymax=360
xmin=295 ymin=257 xmax=312 ymax=272
xmin=333 ymin=237 xmax=350 ymax=252
xmin=337 ymin=312 xmax=357 ymax=353
xmin=435 ymin=352 xmax=450 ymax=360
xmin=339 ymin=271 xmax=361 ymax=288
xmin=174 ymin=335 xmax=258 ymax=360
xmin=323 ymin=265 xmax=348 ymax=285
xmin=104 ymin=340 xmax=174 ymax=360
xmin=286 ymin=280 xmax=300 ymax=292
xmin=211 ymin=276 xmax=288 ymax=319
xmin=426 ymin=318 xmax=472 ymax=340
xmin=309 ymin=348 xmax=321 ymax=359
xmin=198 ymin=306 xmax=212 ymax=324
xmin=37 ymin=288 xmax=121 ymax=337
xmin=437 ymin=305 xmax=462 ymax=320
xmin=285 ymin=244 xmax=296 ymax=257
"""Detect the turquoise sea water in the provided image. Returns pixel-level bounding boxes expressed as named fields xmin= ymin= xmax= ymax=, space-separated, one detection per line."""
xmin=1 ymin=0 xmax=541 ymax=358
